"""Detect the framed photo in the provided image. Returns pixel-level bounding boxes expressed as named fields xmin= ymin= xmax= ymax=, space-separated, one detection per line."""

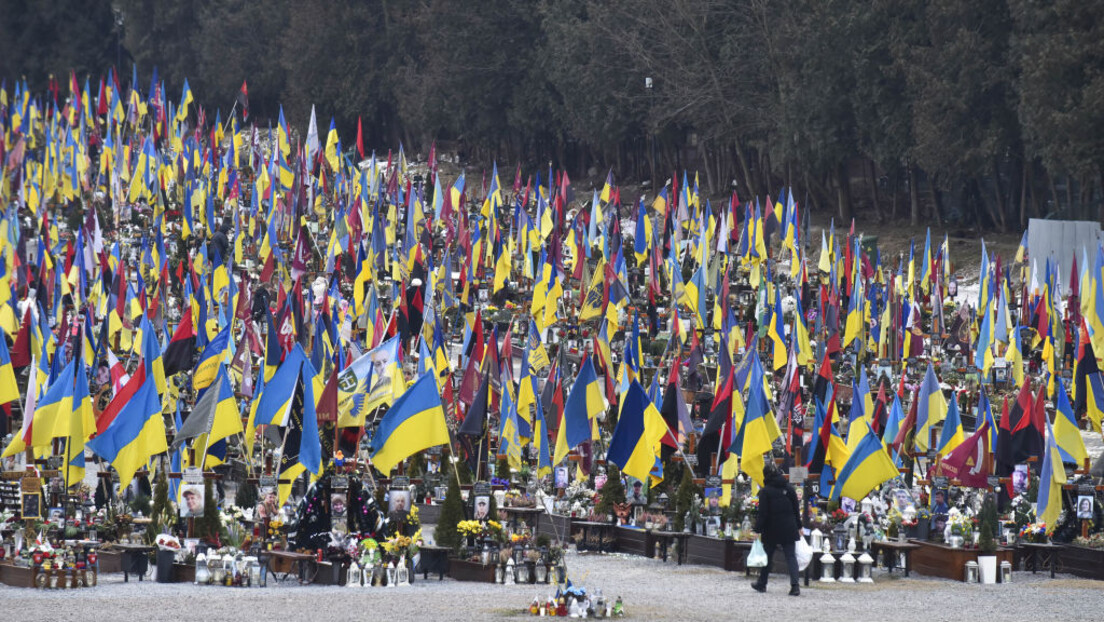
xmin=1012 ymin=465 xmax=1029 ymax=495
xmin=21 ymin=492 xmax=42 ymax=520
xmin=331 ymin=492 xmax=348 ymax=519
xmin=627 ymin=478 xmax=647 ymax=505
xmin=388 ymin=489 xmax=411 ymax=514
xmin=554 ymin=466 xmax=569 ymax=489
xmin=434 ymin=486 xmax=448 ymax=502
xmin=1076 ymin=495 xmax=1094 ymax=519
xmin=840 ymin=497 xmax=856 ymax=515
xmin=473 ymin=495 xmax=490 ymax=520
xmin=47 ymin=507 xmax=65 ymax=523
xmin=179 ymin=483 xmax=205 ymax=517
xmin=183 ymin=539 xmax=200 ymax=556
xmin=703 ymin=487 xmax=722 ymax=514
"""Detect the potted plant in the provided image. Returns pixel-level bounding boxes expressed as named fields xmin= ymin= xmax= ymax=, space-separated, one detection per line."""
xmin=977 ymin=495 xmax=999 ymax=583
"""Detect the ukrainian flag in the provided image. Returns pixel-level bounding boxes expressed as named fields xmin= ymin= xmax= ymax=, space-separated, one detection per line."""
xmin=738 ymin=355 xmax=782 ymax=486
xmin=914 ymin=363 xmax=946 ymax=452
xmin=554 ymin=356 xmax=604 ymax=464
xmin=1054 ymin=378 xmax=1088 ymax=465
xmin=607 ymin=381 xmax=666 ymax=486
xmin=87 ymin=374 xmax=167 ymax=489
xmin=30 ymin=359 xmax=75 ymax=447
xmin=829 ymin=423 xmax=898 ymax=501
xmin=0 ymin=326 xmax=17 ymax=404
xmin=193 ymin=325 xmax=230 ymax=391
xmin=254 ymin=344 xmax=309 ymax=426
xmin=936 ymin=392 xmax=965 ymax=456
xmin=1036 ymin=417 xmax=1066 ymax=534
xmin=370 ymin=373 xmax=449 ymax=475
xmin=65 ymin=360 xmax=95 ymax=487
xmin=140 ymin=315 xmax=166 ymax=394
xmin=532 ymin=391 xmax=553 ymax=479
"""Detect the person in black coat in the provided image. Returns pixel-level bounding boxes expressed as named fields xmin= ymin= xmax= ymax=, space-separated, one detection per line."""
xmin=752 ymin=465 xmax=803 ymax=595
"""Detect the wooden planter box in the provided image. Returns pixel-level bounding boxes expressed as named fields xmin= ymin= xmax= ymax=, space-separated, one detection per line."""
xmin=1057 ymin=545 xmax=1104 ymax=581
xmin=97 ymin=550 xmax=123 ymax=573
xmin=614 ymin=527 xmax=653 ymax=557
xmin=910 ymin=540 xmax=1014 ymax=582
xmin=171 ymin=563 xmax=196 ymax=583
xmin=0 ymin=563 xmax=97 ymax=588
xmin=536 ymin=513 xmax=573 ymax=541
xmin=415 ymin=504 xmax=442 ymax=525
xmin=447 ymin=559 xmax=496 ymax=583
xmin=684 ymin=534 xmax=727 ymax=569
xmin=0 ymin=563 xmax=34 ymax=587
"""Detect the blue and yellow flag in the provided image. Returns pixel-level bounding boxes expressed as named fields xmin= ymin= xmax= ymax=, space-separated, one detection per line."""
xmin=193 ymin=325 xmax=230 ymax=391
xmin=607 ymin=381 xmax=666 ymax=486
xmin=829 ymin=422 xmax=898 ymax=501
xmin=0 ymin=326 xmax=17 ymax=404
xmin=87 ymin=372 xmax=167 ymax=489
xmin=937 ymin=392 xmax=965 ymax=456
xmin=1054 ymin=378 xmax=1089 ymax=465
xmin=915 ymin=362 xmax=946 ymax=452
xmin=1036 ymin=417 xmax=1066 ymax=534
xmin=554 ymin=356 xmax=604 ymax=464
xmin=370 ymin=372 xmax=450 ymax=474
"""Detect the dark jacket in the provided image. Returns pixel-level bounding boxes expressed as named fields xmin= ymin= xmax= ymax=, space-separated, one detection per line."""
xmin=755 ymin=470 xmax=802 ymax=545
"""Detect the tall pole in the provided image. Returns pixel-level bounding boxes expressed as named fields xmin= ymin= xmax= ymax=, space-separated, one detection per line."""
xmin=646 ymin=77 xmax=656 ymax=191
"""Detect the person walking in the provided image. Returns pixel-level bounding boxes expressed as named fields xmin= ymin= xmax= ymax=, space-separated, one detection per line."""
xmin=751 ymin=465 xmax=802 ymax=596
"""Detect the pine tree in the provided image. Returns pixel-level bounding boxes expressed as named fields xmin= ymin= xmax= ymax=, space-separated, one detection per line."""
xmin=978 ymin=494 xmax=998 ymax=555
xmin=595 ymin=465 xmax=626 ymax=517
xmin=436 ymin=466 xmax=466 ymax=551
xmin=147 ymin=469 xmax=173 ymax=540
xmin=674 ymin=465 xmax=698 ymax=531
xmin=235 ymin=479 xmax=259 ymax=511
xmin=196 ymin=479 xmax=222 ymax=545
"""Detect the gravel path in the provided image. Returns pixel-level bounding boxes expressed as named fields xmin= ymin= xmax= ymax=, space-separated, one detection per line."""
xmin=4 ymin=551 xmax=1103 ymax=621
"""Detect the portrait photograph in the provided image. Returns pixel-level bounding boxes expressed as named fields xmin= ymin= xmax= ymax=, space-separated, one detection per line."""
xmin=388 ymin=489 xmax=411 ymax=514
xmin=180 ymin=484 xmax=205 ymax=517
xmin=1076 ymin=495 xmax=1094 ymax=520
xmin=473 ymin=494 xmax=490 ymax=520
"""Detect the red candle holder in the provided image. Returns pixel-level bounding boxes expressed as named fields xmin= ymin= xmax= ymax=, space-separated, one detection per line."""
xmin=33 ymin=552 xmax=43 ymax=565
xmin=88 ymin=553 xmax=98 ymax=565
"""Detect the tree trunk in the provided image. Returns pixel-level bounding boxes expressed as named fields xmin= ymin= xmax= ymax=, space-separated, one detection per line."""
xmin=1019 ymin=157 xmax=1028 ymax=230
xmin=991 ymin=158 xmax=1007 ymax=232
xmin=701 ymin=144 xmax=716 ymax=198
xmin=732 ymin=138 xmax=756 ymax=200
xmin=867 ymin=158 xmax=881 ymax=223
xmin=1046 ymin=168 xmax=1060 ymax=217
xmin=836 ymin=162 xmax=852 ymax=223
xmin=928 ymin=173 xmax=943 ymax=227
xmin=908 ymin=162 xmax=920 ymax=227
xmin=891 ymin=166 xmax=899 ymax=221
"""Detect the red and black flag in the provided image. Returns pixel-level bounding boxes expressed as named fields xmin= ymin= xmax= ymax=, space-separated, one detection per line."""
xmin=236 ymin=80 xmax=249 ymax=121
xmin=162 ymin=309 xmax=197 ymax=377
xmin=1008 ymin=379 xmax=1040 ymax=465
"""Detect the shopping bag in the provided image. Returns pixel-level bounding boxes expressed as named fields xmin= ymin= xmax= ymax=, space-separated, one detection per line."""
xmin=747 ymin=539 xmax=768 ymax=568
xmin=795 ymin=536 xmax=813 ymax=571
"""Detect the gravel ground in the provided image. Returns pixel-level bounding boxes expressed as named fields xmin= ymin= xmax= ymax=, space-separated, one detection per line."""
xmin=4 ymin=551 xmax=1104 ymax=621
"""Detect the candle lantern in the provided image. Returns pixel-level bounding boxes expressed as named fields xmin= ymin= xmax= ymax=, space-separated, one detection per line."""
xmin=346 ymin=563 xmax=362 ymax=587
xmin=1000 ymin=561 xmax=1012 ymax=583
xmin=857 ymin=552 xmax=874 ymax=583
xmin=195 ymin=553 xmax=210 ymax=585
xmin=810 ymin=528 xmax=824 ymax=552
xmin=505 ymin=558 xmax=516 ymax=585
xmin=965 ymin=560 xmax=979 ymax=583
xmin=396 ymin=556 xmax=410 ymax=587
xmin=819 ymin=550 xmax=836 ymax=582
xmin=839 ymin=551 xmax=856 ymax=583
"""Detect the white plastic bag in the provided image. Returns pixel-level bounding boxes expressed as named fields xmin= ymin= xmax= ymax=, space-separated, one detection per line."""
xmin=795 ymin=537 xmax=813 ymax=571
xmin=747 ymin=539 xmax=768 ymax=568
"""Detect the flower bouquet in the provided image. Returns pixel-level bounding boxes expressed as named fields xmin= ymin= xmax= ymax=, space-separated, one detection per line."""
xmin=1019 ymin=522 xmax=1048 ymax=544
xmin=155 ymin=533 xmax=182 ymax=552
